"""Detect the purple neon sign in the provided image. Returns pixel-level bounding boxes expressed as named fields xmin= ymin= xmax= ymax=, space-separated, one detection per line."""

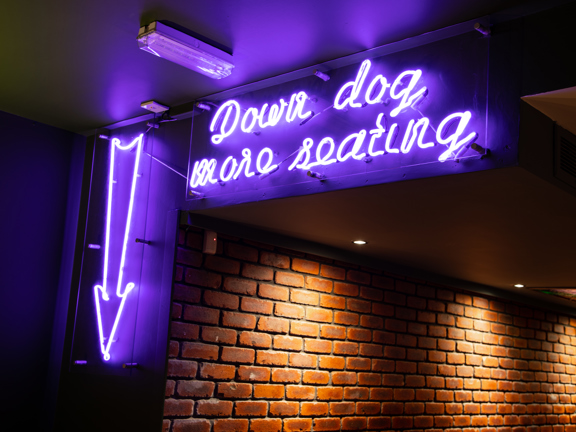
xmin=187 ymin=36 xmax=488 ymax=203
xmin=93 ymin=134 xmax=143 ymax=361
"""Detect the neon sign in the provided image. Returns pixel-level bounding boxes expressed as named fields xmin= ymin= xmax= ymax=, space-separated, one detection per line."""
xmin=187 ymin=35 xmax=488 ymax=204
xmin=94 ymin=134 xmax=143 ymax=361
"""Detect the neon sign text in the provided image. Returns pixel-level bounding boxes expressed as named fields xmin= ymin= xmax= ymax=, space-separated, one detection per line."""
xmin=210 ymin=91 xmax=312 ymax=144
xmin=190 ymin=59 xmax=481 ymax=190
xmin=94 ymin=134 xmax=143 ymax=361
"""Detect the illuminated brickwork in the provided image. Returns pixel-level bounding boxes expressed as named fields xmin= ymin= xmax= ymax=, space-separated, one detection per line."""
xmin=164 ymin=227 xmax=576 ymax=432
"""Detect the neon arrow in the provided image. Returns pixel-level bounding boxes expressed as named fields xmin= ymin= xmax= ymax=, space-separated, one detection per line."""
xmin=94 ymin=134 xmax=144 ymax=361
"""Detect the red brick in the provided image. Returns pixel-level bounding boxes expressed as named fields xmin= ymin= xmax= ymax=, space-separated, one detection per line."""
xmin=334 ymin=311 xmax=359 ymax=326
xmin=238 ymin=331 xmax=271 ymax=348
xmin=320 ymin=265 xmax=346 ymax=280
xmin=291 ymin=289 xmax=319 ymax=305
xmin=275 ymin=271 xmax=304 ymax=287
xmin=164 ymin=399 xmax=194 ymax=417
xmin=342 ymin=417 xmax=368 ymax=432
xmin=205 ymin=255 xmax=241 ymax=274
xmin=258 ymin=284 xmax=289 ymax=301
xmin=290 ymin=321 xmax=319 ymax=337
xmin=320 ymin=325 xmax=346 ymax=339
xmin=258 ymin=316 xmax=289 ymax=333
xmin=199 ymin=363 xmax=235 ymax=380
xmin=237 ymin=366 xmax=270 ymax=382
xmin=318 ymin=355 xmax=345 ymax=370
xmin=334 ymin=341 xmax=359 ymax=355
xmin=334 ymin=282 xmax=359 ymax=297
xmin=196 ymin=399 xmax=233 ymax=417
xmin=177 ymin=247 xmax=202 ymax=267
xmin=204 ymin=290 xmax=239 ymax=310
xmin=301 ymin=402 xmax=329 ymax=416
xmin=385 ymin=291 xmax=406 ymax=305
xmin=359 ymin=343 xmax=383 ymax=357
xmin=173 ymin=284 xmax=202 ymax=304
xmin=305 ymin=276 xmax=333 ymax=293
xmin=359 ymin=286 xmax=383 ymax=301
xmin=249 ymin=418 xmax=282 ymax=432
xmin=346 ymin=357 xmax=371 ymax=371
xmin=269 ymin=401 xmax=299 ymax=417
xmin=372 ymin=303 xmax=394 ymax=316
xmin=235 ymin=401 xmax=268 ymax=417
xmin=317 ymin=387 xmax=344 ymax=400
xmin=274 ymin=303 xmax=305 ymax=319
xmin=274 ymin=335 xmax=303 ymax=351
xmin=214 ymin=419 xmax=248 ymax=432
xmin=303 ymin=370 xmax=330 ymax=384
xmin=284 ymin=418 xmax=312 ymax=432
xmin=222 ymin=311 xmax=257 ymax=329
xmin=167 ymin=359 xmax=198 ymax=378
xmin=358 ymin=372 xmax=381 ymax=386
xmin=320 ymin=294 xmax=346 ymax=309
xmin=253 ymin=384 xmax=284 ymax=399
xmin=221 ymin=347 xmax=255 ymax=364
xmin=304 ymin=339 xmax=332 ymax=353
xmin=223 ymin=277 xmax=257 ymax=295
xmin=356 ymin=401 xmax=381 ymax=415
xmin=176 ymin=381 xmax=215 ymax=398
xmin=289 ymin=353 xmax=317 ymax=368
xmin=171 ymin=322 xmax=200 ymax=340
xmin=367 ymin=416 xmax=391 ymax=429
xmin=242 ymin=263 xmax=274 ymax=280
xmin=329 ymin=402 xmax=355 ymax=415
xmin=360 ymin=315 xmax=383 ymax=329
xmin=182 ymin=342 xmax=218 ymax=360
xmin=306 ymin=307 xmax=333 ymax=323
xmin=348 ymin=299 xmax=371 ymax=313
xmin=347 ymin=270 xmax=370 ymax=284
xmin=185 ymin=268 xmax=222 ymax=288
xmin=216 ymin=382 xmax=252 ymax=399
xmin=183 ymin=305 xmax=219 ymax=324
xmin=256 ymin=350 xmax=288 ymax=366
xmin=348 ymin=328 xmax=371 ymax=341
xmin=292 ymin=258 xmax=320 ymax=274
xmin=286 ymin=385 xmax=315 ymax=400
xmin=172 ymin=302 xmax=182 ymax=319
xmin=260 ymin=252 xmax=290 ymax=269
xmin=201 ymin=327 xmax=236 ymax=345
xmin=241 ymin=297 xmax=273 ymax=315
xmin=313 ymin=418 xmax=341 ymax=431
xmin=271 ymin=368 xmax=301 ymax=383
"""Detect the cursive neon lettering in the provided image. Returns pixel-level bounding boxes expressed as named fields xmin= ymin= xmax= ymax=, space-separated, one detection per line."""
xmin=256 ymin=147 xmax=278 ymax=174
xmin=288 ymin=139 xmax=314 ymax=171
xmin=365 ymin=74 xmax=390 ymax=105
xmin=190 ymin=159 xmax=218 ymax=187
xmin=337 ymin=130 xmax=367 ymax=162
xmin=385 ymin=123 xmax=400 ymax=154
xmin=210 ymin=100 xmax=240 ymax=144
xmin=241 ymin=107 xmax=259 ymax=133
xmin=335 ymin=60 xmax=371 ymax=110
xmin=436 ymin=111 xmax=478 ymax=162
xmin=389 ymin=70 xmax=428 ymax=117
xmin=314 ymin=138 xmax=337 ymax=166
xmin=220 ymin=156 xmax=238 ymax=181
xmin=368 ymin=113 xmax=387 ymax=156
xmin=286 ymin=91 xmax=312 ymax=123
xmin=234 ymin=148 xmax=256 ymax=179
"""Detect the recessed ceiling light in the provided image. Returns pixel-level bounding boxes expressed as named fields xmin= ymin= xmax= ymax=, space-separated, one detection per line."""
xmin=353 ymin=240 xmax=367 ymax=245
xmin=514 ymin=284 xmax=524 ymax=288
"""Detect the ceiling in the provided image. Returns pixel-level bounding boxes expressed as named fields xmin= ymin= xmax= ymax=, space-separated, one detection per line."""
xmin=4 ymin=0 xmax=576 ymax=304
xmin=1 ymin=0 xmax=547 ymax=133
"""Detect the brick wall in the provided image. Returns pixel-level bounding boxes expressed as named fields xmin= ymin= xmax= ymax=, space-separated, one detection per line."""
xmin=163 ymin=227 xmax=576 ymax=432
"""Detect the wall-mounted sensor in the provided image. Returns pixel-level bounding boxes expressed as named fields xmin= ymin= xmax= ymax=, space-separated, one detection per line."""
xmin=203 ymin=230 xmax=217 ymax=255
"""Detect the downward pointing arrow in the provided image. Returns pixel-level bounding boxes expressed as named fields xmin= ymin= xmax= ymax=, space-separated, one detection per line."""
xmin=93 ymin=134 xmax=144 ymax=361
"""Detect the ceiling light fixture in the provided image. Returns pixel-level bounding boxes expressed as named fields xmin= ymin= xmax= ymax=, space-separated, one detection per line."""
xmin=353 ymin=240 xmax=367 ymax=245
xmin=514 ymin=284 xmax=525 ymax=288
xmin=137 ymin=21 xmax=234 ymax=80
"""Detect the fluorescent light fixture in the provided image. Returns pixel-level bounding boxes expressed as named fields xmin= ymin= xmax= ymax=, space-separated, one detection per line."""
xmin=137 ymin=21 xmax=234 ymax=79
xmin=353 ymin=240 xmax=367 ymax=245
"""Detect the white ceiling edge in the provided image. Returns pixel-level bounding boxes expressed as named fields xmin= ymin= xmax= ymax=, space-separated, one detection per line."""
xmin=523 ymin=86 xmax=576 ymax=135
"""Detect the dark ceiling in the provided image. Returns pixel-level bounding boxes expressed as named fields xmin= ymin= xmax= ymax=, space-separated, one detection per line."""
xmin=2 ymin=0 xmax=544 ymax=133
xmin=4 ymin=0 xmax=575 ymax=304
